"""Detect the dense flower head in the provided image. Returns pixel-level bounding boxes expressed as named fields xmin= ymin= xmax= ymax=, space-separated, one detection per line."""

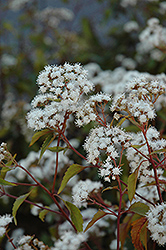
xmin=51 ymin=231 xmax=88 ymax=250
xmin=0 ymin=214 xmax=13 ymax=237
xmin=75 ymin=92 xmax=111 ymax=127
xmin=36 ymin=7 xmax=74 ymax=28
xmin=146 ymin=202 xmax=166 ymax=246
xmin=126 ymin=126 xmax=166 ymax=176
xmin=27 ymin=63 xmax=94 ymax=130
xmin=0 ymin=142 xmax=8 ymax=162
xmin=72 ymin=179 xmax=103 ymax=208
xmin=84 ymin=125 xmax=131 ymax=181
xmin=139 ymin=18 xmax=166 ymax=52
xmin=111 ymin=76 xmax=165 ymax=123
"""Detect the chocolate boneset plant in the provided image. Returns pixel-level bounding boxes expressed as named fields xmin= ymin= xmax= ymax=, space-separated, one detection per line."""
xmin=0 ymin=62 xmax=166 ymax=250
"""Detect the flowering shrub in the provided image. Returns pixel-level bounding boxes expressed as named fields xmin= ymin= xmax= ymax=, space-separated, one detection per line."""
xmin=0 ymin=61 xmax=166 ymax=250
xmin=1 ymin=0 xmax=166 ymax=249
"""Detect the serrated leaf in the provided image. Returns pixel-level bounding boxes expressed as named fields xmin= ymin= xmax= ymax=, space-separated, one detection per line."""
xmin=48 ymin=146 xmax=66 ymax=152
xmin=39 ymin=133 xmax=56 ymax=162
xmin=29 ymin=129 xmax=52 ymax=147
xmin=140 ymin=219 xmax=148 ymax=250
xmin=128 ymin=167 xmax=139 ymax=202
xmin=58 ymin=164 xmax=85 ymax=194
xmin=131 ymin=217 xmax=147 ymax=250
xmin=84 ymin=210 xmax=107 ymax=232
xmin=129 ymin=202 xmax=149 ymax=216
xmin=64 ymin=201 xmax=83 ymax=232
xmin=0 ymin=178 xmax=16 ymax=186
xmin=12 ymin=191 xmax=32 ymax=225
xmin=39 ymin=206 xmax=50 ymax=222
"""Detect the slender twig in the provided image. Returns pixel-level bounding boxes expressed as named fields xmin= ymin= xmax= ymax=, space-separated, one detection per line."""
xmin=5 ymin=231 xmax=17 ymax=249
xmin=116 ymin=176 xmax=123 ymax=250
xmin=52 ymin=133 xmax=61 ymax=193
xmin=142 ymin=128 xmax=163 ymax=203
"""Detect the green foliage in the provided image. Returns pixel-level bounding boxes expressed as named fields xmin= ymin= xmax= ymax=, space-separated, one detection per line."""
xmin=128 ymin=167 xmax=139 ymax=202
xmin=39 ymin=133 xmax=56 ymax=161
xmin=48 ymin=146 xmax=67 ymax=153
xmin=0 ymin=178 xmax=16 ymax=186
xmin=29 ymin=129 xmax=53 ymax=147
xmin=0 ymin=167 xmax=12 ymax=179
xmin=58 ymin=164 xmax=86 ymax=194
xmin=39 ymin=207 xmax=50 ymax=222
xmin=12 ymin=191 xmax=32 ymax=225
xmin=129 ymin=202 xmax=149 ymax=217
xmin=63 ymin=201 xmax=83 ymax=232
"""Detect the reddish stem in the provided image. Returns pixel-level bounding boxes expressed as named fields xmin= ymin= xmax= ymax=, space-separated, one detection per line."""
xmin=142 ymin=129 xmax=163 ymax=203
xmin=116 ymin=176 xmax=123 ymax=250
xmin=3 ymin=191 xmax=61 ymax=216
xmin=5 ymin=231 xmax=17 ymax=249
xmin=88 ymin=197 xmax=118 ymax=217
xmin=52 ymin=134 xmax=61 ymax=193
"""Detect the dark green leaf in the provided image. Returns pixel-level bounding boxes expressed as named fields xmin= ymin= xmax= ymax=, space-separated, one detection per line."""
xmin=58 ymin=164 xmax=86 ymax=194
xmin=39 ymin=133 xmax=56 ymax=161
xmin=48 ymin=146 xmax=66 ymax=152
xmin=129 ymin=202 xmax=149 ymax=216
xmin=64 ymin=201 xmax=83 ymax=232
xmin=29 ymin=129 xmax=52 ymax=147
xmin=12 ymin=191 xmax=32 ymax=225
xmin=128 ymin=167 xmax=139 ymax=202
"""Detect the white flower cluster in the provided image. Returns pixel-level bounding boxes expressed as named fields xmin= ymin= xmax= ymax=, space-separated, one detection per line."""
xmin=111 ymin=76 xmax=165 ymax=123
xmin=123 ymin=21 xmax=139 ymax=33
xmin=138 ymin=18 xmax=166 ymax=56
xmin=0 ymin=142 xmax=9 ymax=162
xmin=27 ymin=63 xmax=93 ymax=131
xmin=0 ymin=214 xmax=13 ymax=237
xmin=159 ymin=2 xmax=166 ymax=14
xmin=146 ymin=202 xmax=166 ymax=246
xmin=84 ymin=126 xmax=131 ymax=181
xmin=51 ymin=231 xmax=87 ymax=250
xmin=72 ymin=179 xmax=103 ymax=208
xmin=120 ymin=0 xmax=137 ymax=7
xmin=85 ymin=63 xmax=166 ymax=102
xmin=9 ymin=0 xmax=32 ymax=11
xmin=121 ymin=0 xmax=158 ymax=8
xmin=36 ymin=7 xmax=74 ymax=28
xmin=1 ymin=54 xmax=17 ymax=67
xmin=75 ymin=93 xmax=111 ymax=127
xmin=16 ymin=235 xmax=49 ymax=250
xmin=126 ymin=126 xmax=166 ymax=174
